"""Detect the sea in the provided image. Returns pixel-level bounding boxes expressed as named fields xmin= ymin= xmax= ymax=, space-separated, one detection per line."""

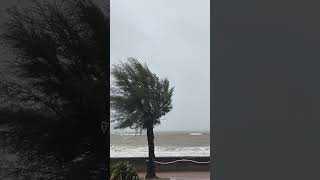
xmin=110 ymin=131 xmax=210 ymax=157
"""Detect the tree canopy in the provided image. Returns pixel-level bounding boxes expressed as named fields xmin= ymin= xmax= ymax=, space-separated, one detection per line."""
xmin=1 ymin=0 xmax=109 ymax=160
xmin=111 ymin=58 xmax=174 ymax=130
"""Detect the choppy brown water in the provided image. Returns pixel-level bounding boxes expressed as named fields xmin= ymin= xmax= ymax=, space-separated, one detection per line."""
xmin=111 ymin=131 xmax=210 ymax=157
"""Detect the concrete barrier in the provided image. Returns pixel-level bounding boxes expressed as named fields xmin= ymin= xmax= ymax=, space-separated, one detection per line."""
xmin=110 ymin=156 xmax=210 ymax=172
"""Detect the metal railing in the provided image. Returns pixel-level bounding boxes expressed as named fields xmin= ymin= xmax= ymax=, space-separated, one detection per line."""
xmin=154 ymin=159 xmax=210 ymax=165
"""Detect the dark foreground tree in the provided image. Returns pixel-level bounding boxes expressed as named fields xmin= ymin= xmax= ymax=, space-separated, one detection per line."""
xmin=1 ymin=0 xmax=109 ymax=176
xmin=111 ymin=58 xmax=174 ymax=178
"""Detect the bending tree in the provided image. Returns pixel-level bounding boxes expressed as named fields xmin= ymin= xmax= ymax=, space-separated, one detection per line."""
xmin=1 ymin=0 xmax=109 ymax=165
xmin=111 ymin=58 xmax=174 ymax=178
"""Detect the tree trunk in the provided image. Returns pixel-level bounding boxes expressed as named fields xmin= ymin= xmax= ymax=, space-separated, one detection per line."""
xmin=145 ymin=127 xmax=157 ymax=179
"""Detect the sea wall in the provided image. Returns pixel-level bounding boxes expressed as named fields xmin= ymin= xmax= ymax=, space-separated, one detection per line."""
xmin=110 ymin=156 xmax=210 ymax=172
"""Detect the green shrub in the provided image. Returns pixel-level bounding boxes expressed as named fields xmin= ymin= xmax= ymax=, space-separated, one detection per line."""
xmin=110 ymin=161 xmax=141 ymax=180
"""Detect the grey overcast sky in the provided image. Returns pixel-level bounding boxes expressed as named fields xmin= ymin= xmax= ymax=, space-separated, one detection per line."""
xmin=110 ymin=0 xmax=210 ymax=131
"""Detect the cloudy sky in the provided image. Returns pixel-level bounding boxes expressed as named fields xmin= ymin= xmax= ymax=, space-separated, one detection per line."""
xmin=110 ymin=0 xmax=210 ymax=131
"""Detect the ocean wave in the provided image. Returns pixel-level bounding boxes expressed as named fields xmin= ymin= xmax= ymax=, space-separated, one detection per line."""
xmin=110 ymin=145 xmax=210 ymax=157
xmin=111 ymin=132 xmax=145 ymax=136
xmin=189 ymin=132 xmax=204 ymax=136
xmin=121 ymin=133 xmax=145 ymax=136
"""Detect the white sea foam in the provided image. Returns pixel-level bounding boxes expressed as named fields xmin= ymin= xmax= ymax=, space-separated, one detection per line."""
xmin=121 ymin=133 xmax=145 ymax=136
xmin=111 ymin=131 xmax=145 ymax=136
xmin=189 ymin=132 xmax=204 ymax=136
xmin=110 ymin=145 xmax=210 ymax=157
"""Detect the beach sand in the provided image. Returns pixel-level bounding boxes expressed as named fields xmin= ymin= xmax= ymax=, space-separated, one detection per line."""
xmin=138 ymin=171 xmax=210 ymax=180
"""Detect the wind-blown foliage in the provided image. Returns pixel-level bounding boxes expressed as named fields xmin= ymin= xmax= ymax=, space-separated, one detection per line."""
xmin=111 ymin=58 xmax=174 ymax=130
xmin=110 ymin=161 xmax=141 ymax=180
xmin=1 ymin=0 xmax=109 ymax=161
